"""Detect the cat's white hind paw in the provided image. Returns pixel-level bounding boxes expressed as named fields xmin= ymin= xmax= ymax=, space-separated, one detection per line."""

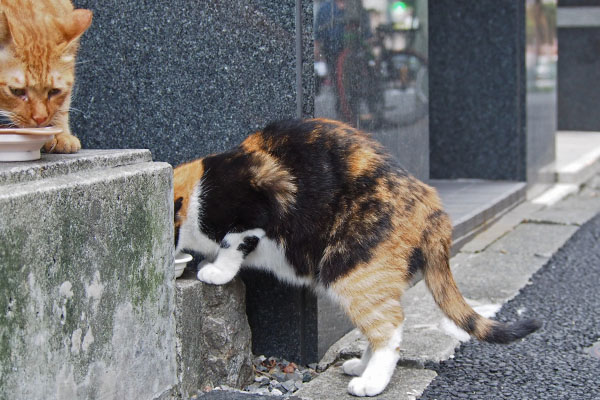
xmin=197 ymin=264 xmax=234 ymax=285
xmin=347 ymin=375 xmax=389 ymax=397
xmin=342 ymin=358 xmax=366 ymax=376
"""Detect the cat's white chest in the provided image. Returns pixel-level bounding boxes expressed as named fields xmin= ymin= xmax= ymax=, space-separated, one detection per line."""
xmin=243 ymin=237 xmax=312 ymax=287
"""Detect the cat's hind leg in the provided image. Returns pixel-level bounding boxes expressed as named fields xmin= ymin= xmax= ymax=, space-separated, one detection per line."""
xmin=342 ymin=345 xmax=372 ymax=376
xmin=347 ymin=323 xmax=403 ymax=397
xmin=330 ymin=263 xmax=406 ymax=396
xmin=197 ymin=228 xmax=265 ymax=284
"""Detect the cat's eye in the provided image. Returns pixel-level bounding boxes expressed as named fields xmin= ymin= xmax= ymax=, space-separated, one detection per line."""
xmin=47 ymin=88 xmax=61 ymax=98
xmin=9 ymin=87 xmax=26 ymax=98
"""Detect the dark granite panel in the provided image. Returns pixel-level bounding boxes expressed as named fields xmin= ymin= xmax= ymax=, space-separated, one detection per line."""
xmin=429 ymin=1 xmax=526 ymax=181
xmin=241 ymin=270 xmax=318 ymax=364
xmin=302 ymin=0 xmax=315 ymax=118
xmin=558 ymin=0 xmax=600 ymax=6
xmin=72 ymin=0 xmax=298 ymax=166
xmin=557 ymin=27 xmax=600 ymax=131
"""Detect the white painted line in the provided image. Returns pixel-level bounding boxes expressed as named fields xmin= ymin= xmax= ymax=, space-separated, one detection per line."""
xmin=558 ymin=7 xmax=600 ymax=28
xmin=558 ymin=146 xmax=600 ymax=174
xmin=532 ymin=184 xmax=579 ymax=207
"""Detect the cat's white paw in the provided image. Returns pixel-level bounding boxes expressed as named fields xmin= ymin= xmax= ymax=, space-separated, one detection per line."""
xmin=342 ymin=358 xmax=366 ymax=376
xmin=347 ymin=375 xmax=389 ymax=397
xmin=196 ymin=264 xmax=233 ymax=285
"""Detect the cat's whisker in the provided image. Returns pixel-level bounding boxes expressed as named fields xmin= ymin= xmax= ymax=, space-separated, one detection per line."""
xmin=74 ymin=59 xmax=93 ymax=66
xmin=68 ymin=107 xmax=85 ymax=115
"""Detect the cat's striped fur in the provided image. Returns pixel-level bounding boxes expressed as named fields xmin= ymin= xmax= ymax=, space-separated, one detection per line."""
xmin=0 ymin=0 xmax=92 ymax=153
xmin=174 ymin=118 xmax=541 ymax=396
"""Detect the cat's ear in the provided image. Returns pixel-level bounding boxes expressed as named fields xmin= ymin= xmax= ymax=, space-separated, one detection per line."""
xmin=0 ymin=13 xmax=9 ymax=45
xmin=60 ymin=9 xmax=93 ymax=45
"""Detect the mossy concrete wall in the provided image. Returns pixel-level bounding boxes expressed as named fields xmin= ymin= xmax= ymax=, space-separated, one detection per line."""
xmin=0 ymin=151 xmax=176 ymax=399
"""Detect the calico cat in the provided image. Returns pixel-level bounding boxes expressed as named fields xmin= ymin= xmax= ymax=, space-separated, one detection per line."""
xmin=0 ymin=0 xmax=92 ymax=153
xmin=174 ymin=118 xmax=541 ymax=397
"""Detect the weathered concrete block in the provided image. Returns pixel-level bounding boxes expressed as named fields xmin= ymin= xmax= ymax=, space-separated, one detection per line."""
xmin=175 ymin=275 xmax=253 ymax=398
xmin=0 ymin=153 xmax=176 ymax=399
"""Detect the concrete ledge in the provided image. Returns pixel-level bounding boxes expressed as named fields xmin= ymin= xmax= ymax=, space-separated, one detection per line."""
xmin=0 ymin=152 xmax=176 ymax=399
xmin=432 ymin=180 xmax=527 ymax=252
xmin=554 ymin=131 xmax=600 ymax=184
xmin=0 ymin=149 xmax=152 ymax=185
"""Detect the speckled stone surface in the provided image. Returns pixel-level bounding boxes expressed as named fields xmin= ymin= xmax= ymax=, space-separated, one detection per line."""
xmin=557 ymin=27 xmax=600 ymax=131
xmin=71 ymin=0 xmax=304 ymax=166
xmin=559 ymin=0 xmax=600 ymax=6
xmin=241 ymin=269 xmax=319 ymax=364
xmin=429 ymin=1 xmax=526 ymax=181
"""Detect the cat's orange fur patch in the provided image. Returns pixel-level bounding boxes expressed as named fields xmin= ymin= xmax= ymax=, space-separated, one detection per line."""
xmin=173 ymin=159 xmax=204 ymax=226
xmin=249 ymin=152 xmax=297 ymax=211
xmin=241 ymin=132 xmax=266 ymax=153
xmin=241 ymin=133 xmax=297 ymax=211
xmin=346 ymin=144 xmax=379 ymax=178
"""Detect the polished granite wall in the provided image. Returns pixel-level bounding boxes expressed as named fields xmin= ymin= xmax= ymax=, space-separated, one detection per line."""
xmin=526 ymin=0 xmax=557 ymax=184
xmin=429 ymin=1 xmax=527 ymax=181
xmin=72 ymin=0 xmax=307 ymax=165
xmin=313 ymin=0 xmax=429 ymax=180
xmin=557 ymin=0 xmax=600 ymax=131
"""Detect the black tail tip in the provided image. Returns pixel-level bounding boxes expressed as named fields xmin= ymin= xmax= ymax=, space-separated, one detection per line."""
xmin=486 ymin=318 xmax=542 ymax=344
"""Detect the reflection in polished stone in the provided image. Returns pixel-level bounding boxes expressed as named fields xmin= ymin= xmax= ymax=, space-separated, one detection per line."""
xmin=314 ymin=0 xmax=429 ymax=179
xmin=526 ymin=0 xmax=557 ymax=185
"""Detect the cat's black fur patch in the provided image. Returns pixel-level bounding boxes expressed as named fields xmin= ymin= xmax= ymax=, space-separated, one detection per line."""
xmin=408 ymin=247 xmax=425 ymax=278
xmin=485 ymin=319 xmax=542 ymax=344
xmin=464 ymin=314 xmax=478 ymax=333
xmin=174 ymin=196 xmax=184 ymax=248
xmin=194 ymin=119 xmax=407 ymax=286
xmin=238 ymin=236 xmax=260 ymax=257
xmin=174 ymin=197 xmax=183 ymax=216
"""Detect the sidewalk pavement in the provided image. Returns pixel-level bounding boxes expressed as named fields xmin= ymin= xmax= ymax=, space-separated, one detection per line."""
xmin=294 ymin=170 xmax=600 ymax=400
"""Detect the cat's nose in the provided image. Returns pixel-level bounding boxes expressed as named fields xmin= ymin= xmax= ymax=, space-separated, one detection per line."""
xmin=32 ymin=115 xmax=47 ymax=125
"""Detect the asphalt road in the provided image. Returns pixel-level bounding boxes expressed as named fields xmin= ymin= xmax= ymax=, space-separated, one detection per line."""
xmin=420 ymin=213 xmax=600 ymax=400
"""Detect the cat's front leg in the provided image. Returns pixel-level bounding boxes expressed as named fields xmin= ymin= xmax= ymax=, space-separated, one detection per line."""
xmin=197 ymin=229 xmax=265 ymax=285
xmin=44 ymin=99 xmax=81 ymax=154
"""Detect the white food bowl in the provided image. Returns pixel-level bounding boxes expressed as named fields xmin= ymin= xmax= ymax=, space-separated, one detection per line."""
xmin=0 ymin=127 xmax=62 ymax=162
xmin=174 ymin=253 xmax=193 ymax=278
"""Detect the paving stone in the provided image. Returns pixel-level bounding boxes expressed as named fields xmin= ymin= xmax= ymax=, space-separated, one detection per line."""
xmin=295 ymin=365 xmax=436 ymax=400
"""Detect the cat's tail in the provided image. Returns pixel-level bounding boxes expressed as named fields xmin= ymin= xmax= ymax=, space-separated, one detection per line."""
xmin=421 ymin=212 xmax=542 ymax=344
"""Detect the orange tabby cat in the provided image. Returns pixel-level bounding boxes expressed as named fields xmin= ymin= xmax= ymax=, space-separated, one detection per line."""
xmin=0 ymin=0 xmax=92 ymax=153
